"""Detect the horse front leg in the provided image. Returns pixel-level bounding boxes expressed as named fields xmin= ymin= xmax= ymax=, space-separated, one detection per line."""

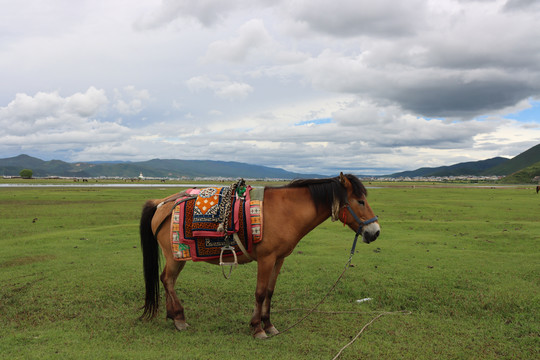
xmin=250 ymin=256 xmax=276 ymax=339
xmin=261 ymin=258 xmax=284 ymax=336
xmin=160 ymin=259 xmax=189 ymax=331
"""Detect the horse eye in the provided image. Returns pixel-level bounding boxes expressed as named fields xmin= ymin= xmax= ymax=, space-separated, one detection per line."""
xmin=357 ymin=200 xmax=365 ymax=206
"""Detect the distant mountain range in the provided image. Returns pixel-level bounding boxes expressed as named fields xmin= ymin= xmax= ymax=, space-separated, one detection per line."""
xmin=389 ymin=143 xmax=540 ymax=182
xmin=0 ymin=155 xmax=321 ymax=179
xmin=389 ymin=157 xmax=509 ymax=178
xmin=1 ymin=142 xmax=539 ymax=182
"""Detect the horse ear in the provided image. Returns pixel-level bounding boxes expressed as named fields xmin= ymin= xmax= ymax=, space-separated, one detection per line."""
xmin=339 ymin=172 xmax=351 ymax=190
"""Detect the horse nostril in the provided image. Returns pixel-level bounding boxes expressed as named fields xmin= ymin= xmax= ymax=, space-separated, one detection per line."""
xmin=364 ymin=230 xmax=380 ymax=244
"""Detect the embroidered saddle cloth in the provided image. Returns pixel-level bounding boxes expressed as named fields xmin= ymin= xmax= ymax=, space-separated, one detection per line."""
xmin=171 ymin=186 xmax=263 ymax=261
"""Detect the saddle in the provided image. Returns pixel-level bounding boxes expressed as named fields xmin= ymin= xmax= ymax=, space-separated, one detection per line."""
xmin=171 ymin=185 xmax=263 ymax=262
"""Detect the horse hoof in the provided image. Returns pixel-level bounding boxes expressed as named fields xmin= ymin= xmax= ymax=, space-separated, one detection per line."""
xmin=174 ymin=320 xmax=190 ymax=331
xmin=253 ymin=330 xmax=268 ymax=340
xmin=265 ymin=325 xmax=279 ymax=336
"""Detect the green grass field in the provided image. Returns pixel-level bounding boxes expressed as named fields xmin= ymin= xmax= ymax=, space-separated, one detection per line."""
xmin=1 ymin=184 xmax=538 ymax=359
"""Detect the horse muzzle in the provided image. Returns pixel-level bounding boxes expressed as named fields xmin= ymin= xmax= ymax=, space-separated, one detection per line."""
xmin=362 ymin=222 xmax=380 ymax=244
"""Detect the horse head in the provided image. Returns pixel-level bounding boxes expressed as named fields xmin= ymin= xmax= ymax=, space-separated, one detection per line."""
xmin=336 ymin=172 xmax=380 ymax=244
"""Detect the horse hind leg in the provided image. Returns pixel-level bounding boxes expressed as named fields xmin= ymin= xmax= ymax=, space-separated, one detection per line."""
xmin=161 ymin=259 xmax=189 ymax=331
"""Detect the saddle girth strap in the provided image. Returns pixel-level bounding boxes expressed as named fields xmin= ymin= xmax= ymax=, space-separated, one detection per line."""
xmin=233 ymin=233 xmax=255 ymax=261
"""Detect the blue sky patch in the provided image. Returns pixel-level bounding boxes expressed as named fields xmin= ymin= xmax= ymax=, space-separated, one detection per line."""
xmin=295 ymin=118 xmax=333 ymax=126
xmin=504 ymin=99 xmax=540 ymax=123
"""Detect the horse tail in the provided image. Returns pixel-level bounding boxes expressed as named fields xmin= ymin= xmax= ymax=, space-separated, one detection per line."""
xmin=140 ymin=200 xmax=160 ymax=320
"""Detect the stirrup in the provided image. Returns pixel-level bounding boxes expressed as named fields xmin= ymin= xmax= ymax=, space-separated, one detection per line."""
xmin=219 ymin=245 xmax=238 ymax=279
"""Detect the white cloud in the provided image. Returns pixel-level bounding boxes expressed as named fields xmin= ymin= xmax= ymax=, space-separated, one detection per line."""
xmin=204 ymin=19 xmax=272 ymax=63
xmin=67 ymin=87 xmax=109 ymax=117
xmin=186 ymin=75 xmax=253 ymax=101
xmin=1 ymin=0 xmax=539 ymax=174
xmin=113 ymin=86 xmax=151 ymax=115
xmin=0 ymin=87 xmax=108 ymax=135
xmin=134 ymin=0 xmax=271 ymax=29
xmin=203 ymin=18 xmax=309 ymax=67
xmin=0 ymin=87 xmax=132 ymax=157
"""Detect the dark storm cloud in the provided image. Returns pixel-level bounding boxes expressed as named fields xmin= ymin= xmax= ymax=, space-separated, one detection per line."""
xmin=385 ymin=76 xmax=536 ymax=118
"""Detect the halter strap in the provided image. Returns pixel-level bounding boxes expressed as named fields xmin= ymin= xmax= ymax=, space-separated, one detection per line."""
xmin=345 ymin=204 xmax=378 ymax=255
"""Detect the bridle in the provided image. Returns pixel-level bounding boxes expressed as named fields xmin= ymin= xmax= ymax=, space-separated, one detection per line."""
xmin=341 ymin=202 xmax=378 ymax=255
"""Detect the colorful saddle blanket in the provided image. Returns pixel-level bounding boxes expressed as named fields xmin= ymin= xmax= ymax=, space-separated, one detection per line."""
xmin=171 ymin=186 xmax=263 ymax=261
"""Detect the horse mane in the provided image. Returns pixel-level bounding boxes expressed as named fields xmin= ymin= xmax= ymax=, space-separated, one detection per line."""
xmin=284 ymin=174 xmax=367 ymax=212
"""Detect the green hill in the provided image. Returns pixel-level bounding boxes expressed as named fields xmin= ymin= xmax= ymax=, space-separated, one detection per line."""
xmin=390 ymin=157 xmax=508 ymax=178
xmin=484 ymin=143 xmax=540 ymax=175
xmin=499 ymin=161 xmax=540 ymax=184
xmin=389 ymin=143 xmax=540 ymax=178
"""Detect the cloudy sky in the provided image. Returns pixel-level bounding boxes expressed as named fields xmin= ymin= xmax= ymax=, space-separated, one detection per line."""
xmin=1 ymin=0 xmax=539 ymax=175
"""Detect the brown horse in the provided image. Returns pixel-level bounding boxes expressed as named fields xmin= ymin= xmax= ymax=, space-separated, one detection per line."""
xmin=536 ymin=185 xmax=539 ymax=194
xmin=139 ymin=173 xmax=380 ymax=339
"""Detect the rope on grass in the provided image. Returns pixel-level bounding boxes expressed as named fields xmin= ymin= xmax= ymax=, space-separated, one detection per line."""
xmin=272 ymin=307 xmax=412 ymax=359
xmin=332 ymin=310 xmax=412 ymax=360
xmin=271 ymin=253 xmax=355 ymax=336
xmin=267 ymin=250 xmax=411 ymax=358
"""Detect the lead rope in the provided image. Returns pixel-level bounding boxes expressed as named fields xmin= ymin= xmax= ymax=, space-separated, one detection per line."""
xmin=272 ymin=207 xmax=369 ymax=336
xmin=272 ymin=251 xmax=355 ymax=337
xmin=331 ymin=310 xmax=412 ymax=360
xmin=271 ymin=210 xmax=410 ymax=359
xmin=272 ymin=246 xmax=411 ymax=359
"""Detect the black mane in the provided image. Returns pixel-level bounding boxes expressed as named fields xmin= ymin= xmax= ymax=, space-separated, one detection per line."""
xmin=285 ymin=174 xmax=367 ymax=210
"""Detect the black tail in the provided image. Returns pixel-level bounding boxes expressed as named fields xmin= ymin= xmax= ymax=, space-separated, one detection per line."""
xmin=140 ymin=200 xmax=160 ymax=320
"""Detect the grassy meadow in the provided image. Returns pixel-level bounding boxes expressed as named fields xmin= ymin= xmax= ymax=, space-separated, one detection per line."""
xmin=0 ymin=183 xmax=538 ymax=359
